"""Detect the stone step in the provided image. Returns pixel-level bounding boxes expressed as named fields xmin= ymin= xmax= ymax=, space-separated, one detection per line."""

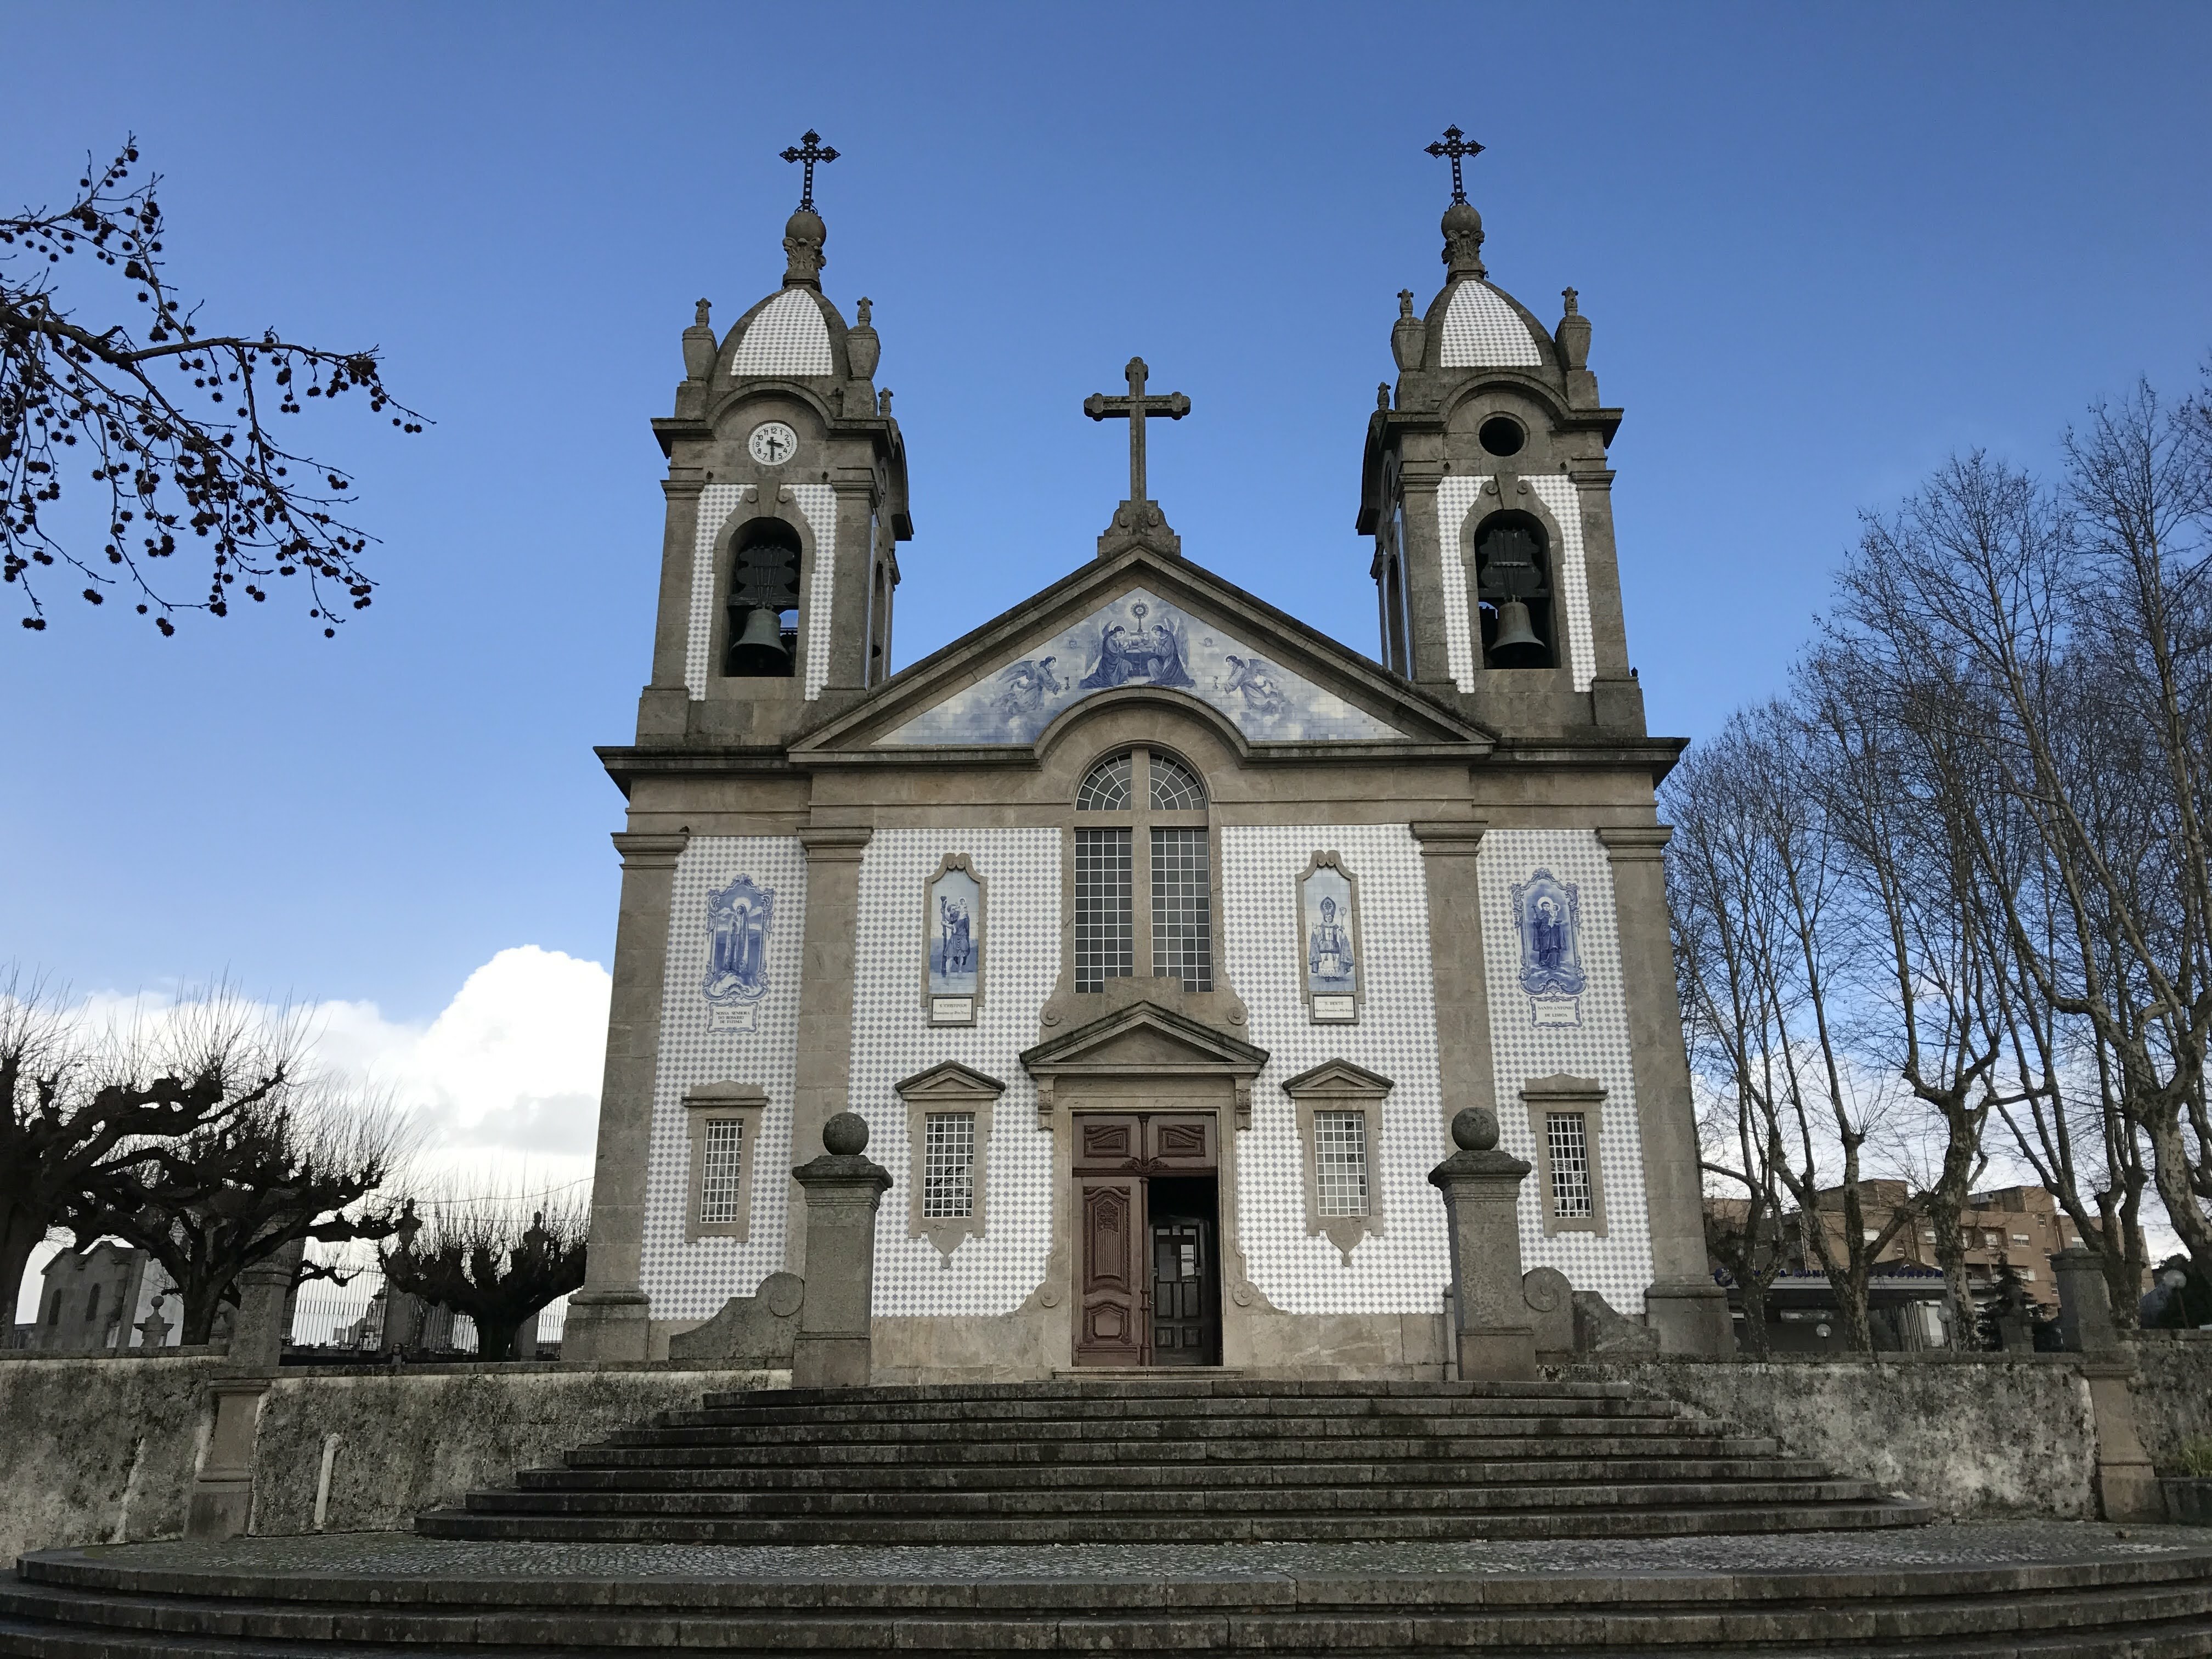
xmin=457 ymin=1476 xmax=1901 ymax=1519
xmin=413 ymin=1498 xmax=1934 ymax=1544
xmin=514 ymin=1453 xmax=1844 ymax=1492
xmin=563 ymin=1432 xmax=1790 ymax=1468
xmin=612 ymin=1412 xmax=1720 ymax=1447
xmin=696 ymin=1378 xmax=1649 ymax=1408
xmin=671 ymin=1394 xmax=1688 ymax=1427
xmin=16 ymin=1532 xmax=2204 ymax=1655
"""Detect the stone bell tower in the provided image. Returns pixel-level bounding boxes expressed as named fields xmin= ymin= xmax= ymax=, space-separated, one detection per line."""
xmin=635 ymin=132 xmax=913 ymax=746
xmin=1357 ymin=127 xmax=1642 ymax=742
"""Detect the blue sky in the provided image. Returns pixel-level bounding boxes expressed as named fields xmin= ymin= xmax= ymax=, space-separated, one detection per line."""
xmin=3 ymin=3 xmax=2209 ymax=1024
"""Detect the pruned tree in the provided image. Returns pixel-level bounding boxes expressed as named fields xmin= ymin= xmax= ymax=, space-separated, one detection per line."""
xmin=377 ymin=1191 xmax=587 ymax=1362
xmin=2 ymin=138 xmax=422 ymax=635
xmin=1 ymin=972 xmax=284 ymax=1331
xmin=66 ymin=1088 xmax=411 ymax=1344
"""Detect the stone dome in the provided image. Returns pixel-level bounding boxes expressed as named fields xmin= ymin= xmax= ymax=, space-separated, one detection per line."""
xmin=1437 ymin=280 xmax=1545 ymax=370
xmin=730 ymin=286 xmax=836 ymax=376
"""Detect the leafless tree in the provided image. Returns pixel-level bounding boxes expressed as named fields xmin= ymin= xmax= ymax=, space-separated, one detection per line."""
xmin=1 ymin=973 xmax=284 ymax=1329
xmin=66 ymin=1087 xmax=411 ymax=1344
xmin=2 ymin=139 xmax=422 ymax=635
xmin=378 ymin=1188 xmax=588 ymax=1362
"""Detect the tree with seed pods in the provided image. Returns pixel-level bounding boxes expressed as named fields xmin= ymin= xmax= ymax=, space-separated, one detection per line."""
xmin=1 ymin=138 xmax=424 ymax=636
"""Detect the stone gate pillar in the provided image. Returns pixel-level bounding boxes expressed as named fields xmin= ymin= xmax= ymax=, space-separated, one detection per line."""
xmin=1430 ymin=1106 xmax=1537 ymax=1381
xmin=791 ymin=1111 xmax=892 ymax=1389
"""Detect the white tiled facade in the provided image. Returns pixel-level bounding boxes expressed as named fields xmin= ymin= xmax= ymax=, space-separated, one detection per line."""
xmin=731 ymin=288 xmax=833 ymax=376
xmin=1439 ymin=281 xmax=1543 ymax=369
xmin=792 ymin=482 xmax=837 ymax=700
xmin=1476 ymin=828 xmax=1653 ymax=1313
xmin=1433 ymin=475 xmax=1595 ymax=693
xmin=850 ymin=828 xmax=1060 ymax=1314
xmin=685 ymin=484 xmax=747 ymax=699
xmin=639 ymin=836 xmax=806 ymax=1319
xmin=1223 ymin=825 xmax=1452 ymax=1312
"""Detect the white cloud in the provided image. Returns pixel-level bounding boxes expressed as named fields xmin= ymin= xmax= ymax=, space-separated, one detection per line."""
xmin=13 ymin=946 xmax=610 ymax=1321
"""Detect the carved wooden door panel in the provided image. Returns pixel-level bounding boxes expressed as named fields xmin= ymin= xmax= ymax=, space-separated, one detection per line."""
xmin=1074 ymin=1176 xmax=1145 ymax=1367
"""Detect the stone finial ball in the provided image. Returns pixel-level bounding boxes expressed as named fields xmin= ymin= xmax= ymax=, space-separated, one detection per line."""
xmin=1451 ymin=1107 xmax=1499 ymax=1152
xmin=822 ymin=1111 xmax=870 ymax=1156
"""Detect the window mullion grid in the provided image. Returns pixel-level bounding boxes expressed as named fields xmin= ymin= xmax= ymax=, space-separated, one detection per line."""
xmin=1131 ymin=748 xmax=1154 ymax=985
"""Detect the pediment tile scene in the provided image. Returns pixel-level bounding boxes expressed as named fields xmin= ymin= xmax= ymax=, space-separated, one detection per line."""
xmin=790 ymin=550 xmax=1489 ymax=757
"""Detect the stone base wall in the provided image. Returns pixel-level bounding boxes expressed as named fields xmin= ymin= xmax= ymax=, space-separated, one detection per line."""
xmin=1559 ymin=1346 xmax=2212 ymax=1520
xmin=0 ymin=1356 xmax=781 ymax=1562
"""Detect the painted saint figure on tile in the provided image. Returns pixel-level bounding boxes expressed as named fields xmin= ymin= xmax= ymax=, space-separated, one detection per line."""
xmin=1511 ymin=868 xmax=1585 ymax=1028
xmin=703 ymin=875 xmax=775 ymax=1030
xmin=928 ymin=866 xmax=981 ymax=996
xmin=1299 ymin=857 xmax=1361 ymax=1022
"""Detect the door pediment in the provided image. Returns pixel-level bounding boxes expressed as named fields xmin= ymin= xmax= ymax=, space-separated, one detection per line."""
xmin=1020 ymin=1000 xmax=1269 ymax=1129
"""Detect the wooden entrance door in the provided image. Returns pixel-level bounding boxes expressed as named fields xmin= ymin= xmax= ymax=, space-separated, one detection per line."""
xmin=1072 ymin=1114 xmax=1221 ymax=1367
xmin=1074 ymin=1176 xmax=1144 ymax=1366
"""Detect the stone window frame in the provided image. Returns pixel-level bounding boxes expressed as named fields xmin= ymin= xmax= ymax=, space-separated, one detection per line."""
xmin=894 ymin=1060 xmax=1005 ymax=1263
xmin=1523 ymin=1073 xmax=1607 ymax=1237
xmin=1460 ymin=480 xmax=1572 ymax=678
xmin=710 ymin=490 xmax=818 ymax=686
xmin=1294 ymin=850 xmax=1368 ymax=1025
xmin=684 ymin=1081 xmax=768 ymax=1242
xmin=1067 ymin=744 xmax=1214 ymax=994
xmin=918 ymin=852 xmax=988 ymax=1025
xmin=1282 ymin=1059 xmax=1394 ymax=1264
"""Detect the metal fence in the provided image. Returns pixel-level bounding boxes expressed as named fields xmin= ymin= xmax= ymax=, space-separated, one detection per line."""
xmin=284 ymin=1266 xmax=568 ymax=1356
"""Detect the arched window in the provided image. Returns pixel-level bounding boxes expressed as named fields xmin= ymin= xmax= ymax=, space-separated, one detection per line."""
xmin=1474 ymin=512 xmax=1554 ymax=670
xmin=85 ymin=1284 xmax=100 ymax=1323
xmin=1073 ymin=748 xmax=1211 ymax=992
xmin=724 ymin=518 xmax=802 ymax=678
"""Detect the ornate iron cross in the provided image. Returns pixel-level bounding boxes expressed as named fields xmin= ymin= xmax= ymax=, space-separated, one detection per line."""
xmin=781 ymin=130 xmax=839 ymax=211
xmin=1425 ymin=126 xmax=1484 ymax=204
xmin=1084 ymin=357 xmax=1190 ymax=503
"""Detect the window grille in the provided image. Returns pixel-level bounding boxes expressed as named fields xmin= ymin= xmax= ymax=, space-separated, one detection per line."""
xmin=1545 ymin=1111 xmax=1594 ymax=1219
xmin=1150 ymin=826 xmax=1212 ymax=990
xmin=1074 ymin=828 xmax=1133 ymax=990
xmin=1076 ymin=753 xmax=1133 ymax=811
xmin=699 ymin=1118 xmax=744 ymax=1224
xmin=1148 ymin=753 xmax=1206 ymax=810
xmin=923 ymin=1112 xmax=977 ymax=1218
xmin=1313 ymin=1110 xmax=1369 ymax=1217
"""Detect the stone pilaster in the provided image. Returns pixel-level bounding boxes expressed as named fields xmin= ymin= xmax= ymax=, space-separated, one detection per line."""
xmin=1429 ymin=1107 xmax=1537 ymax=1381
xmin=1394 ymin=457 xmax=1459 ymax=697
xmin=791 ymin=1111 xmax=893 ymax=1389
xmin=821 ymin=470 xmax=878 ymax=693
xmin=787 ymin=825 xmax=873 ymax=1278
xmin=1411 ymin=821 xmax=1496 ymax=1137
xmin=563 ymin=831 xmax=688 ymax=1363
xmin=1595 ymin=824 xmax=1732 ymax=1356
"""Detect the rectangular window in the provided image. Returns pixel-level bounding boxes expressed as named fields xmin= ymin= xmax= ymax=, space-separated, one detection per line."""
xmin=1545 ymin=1112 xmax=1594 ymax=1220
xmin=699 ymin=1118 xmax=744 ymax=1224
xmin=923 ymin=1112 xmax=976 ymax=1218
xmin=1074 ymin=828 xmax=1133 ymax=991
xmin=1313 ymin=1110 xmax=1369 ymax=1218
xmin=1150 ymin=826 xmax=1212 ymax=991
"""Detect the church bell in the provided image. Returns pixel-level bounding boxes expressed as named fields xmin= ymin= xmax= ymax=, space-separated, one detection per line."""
xmin=727 ymin=605 xmax=793 ymax=676
xmin=1489 ymin=599 xmax=1546 ymax=667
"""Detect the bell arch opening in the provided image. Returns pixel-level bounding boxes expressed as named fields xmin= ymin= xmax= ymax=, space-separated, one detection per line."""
xmin=724 ymin=517 xmax=802 ymax=678
xmin=1472 ymin=511 xmax=1555 ymax=670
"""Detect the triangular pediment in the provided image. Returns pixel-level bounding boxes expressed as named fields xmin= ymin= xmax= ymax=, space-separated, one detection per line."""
xmin=792 ymin=548 xmax=1490 ymax=757
xmin=1281 ymin=1059 xmax=1396 ymax=1099
xmin=1020 ymin=1000 xmax=1269 ymax=1079
xmin=893 ymin=1060 xmax=1007 ymax=1102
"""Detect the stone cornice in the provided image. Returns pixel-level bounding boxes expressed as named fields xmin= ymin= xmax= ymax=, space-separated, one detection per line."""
xmin=1595 ymin=824 xmax=1673 ymax=862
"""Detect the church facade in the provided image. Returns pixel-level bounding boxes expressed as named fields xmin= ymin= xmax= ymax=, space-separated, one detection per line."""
xmin=563 ymin=140 xmax=1731 ymax=1376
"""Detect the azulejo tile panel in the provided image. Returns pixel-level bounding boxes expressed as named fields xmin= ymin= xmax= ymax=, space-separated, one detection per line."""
xmin=1439 ymin=281 xmax=1543 ymax=369
xmin=1477 ymin=828 xmax=1654 ymax=1313
xmin=640 ymin=836 xmax=807 ymax=1320
xmin=1224 ymin=825 xmax=1452 ymax=1314
xmin=685 ymin=484 xmax=747 ymax=700
xmin=850 ymin=828 xmax=1060 ymax=1314
xmin=879 ymin=588 xmax=1395 ymax=746
xmin=731 ymin=289 xmax=833 ymax=377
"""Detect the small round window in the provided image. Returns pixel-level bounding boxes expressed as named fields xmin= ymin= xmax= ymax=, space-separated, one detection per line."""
xmin=1478 ymin=416 xmax=1525 ymax=458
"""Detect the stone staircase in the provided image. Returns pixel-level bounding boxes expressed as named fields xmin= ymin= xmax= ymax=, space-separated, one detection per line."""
xmin=417 ymin=1374 xmax=1932 ymax=1544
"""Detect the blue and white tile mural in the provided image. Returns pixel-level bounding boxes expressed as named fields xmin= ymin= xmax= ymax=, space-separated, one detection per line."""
xmin=928 ymin=865 xmax=981 ymax=997
xmin=881 ymin=589 xmax=1395 ymax=744
xmin=1511 ymin=867 xmax=1586 ymax=1029
xmin=703 ymin=874 xmax=775 ymax=1032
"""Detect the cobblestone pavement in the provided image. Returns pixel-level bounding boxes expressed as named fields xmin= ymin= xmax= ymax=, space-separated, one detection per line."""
xmin=48 ymin=1523 xmax=2212 ymax=1584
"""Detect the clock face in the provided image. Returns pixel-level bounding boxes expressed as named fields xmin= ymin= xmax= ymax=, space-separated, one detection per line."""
xmin=748 ymin=422 xmax=798 ymax=466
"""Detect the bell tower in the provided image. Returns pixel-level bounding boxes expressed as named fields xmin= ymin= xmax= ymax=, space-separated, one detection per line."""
xmin=1357 ymin=129 xmax=1641 ymax=739
xmin=635 ymin=132 xmax=913 ymax=744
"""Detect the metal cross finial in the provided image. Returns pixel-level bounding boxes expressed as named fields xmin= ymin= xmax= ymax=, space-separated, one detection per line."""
xmin=1425 ymin=126 xmax=1485 ymax=205
xmin=1084 ymin=357 xmax=1190 ymax=503
xmin=780 ymin=130 xmax=840 ymax=211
